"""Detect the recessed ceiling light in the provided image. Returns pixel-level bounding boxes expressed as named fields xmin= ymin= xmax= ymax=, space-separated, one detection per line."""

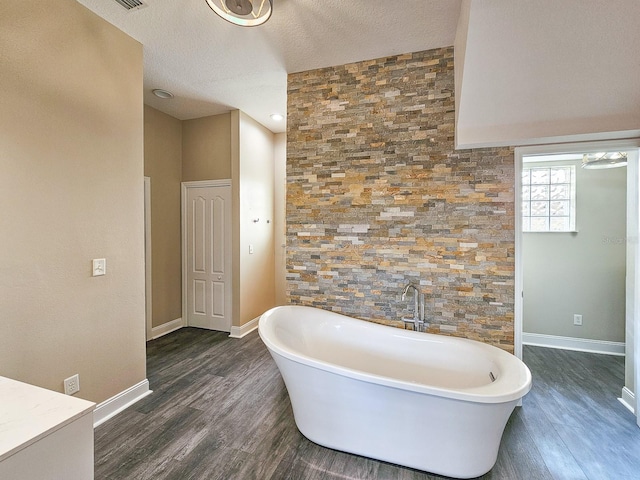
xmin=152 ymin=89 xmax=174 ymax=99
xmin=270 ymin=113 xmax=284 ymax=121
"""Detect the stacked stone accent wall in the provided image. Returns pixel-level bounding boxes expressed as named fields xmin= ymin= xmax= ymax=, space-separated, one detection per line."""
xmin=286 ymin=47 xmax=515 ymax=351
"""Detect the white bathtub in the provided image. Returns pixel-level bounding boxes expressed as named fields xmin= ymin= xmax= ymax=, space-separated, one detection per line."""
xmin=258 ymin=305 xmax=532 ymax=479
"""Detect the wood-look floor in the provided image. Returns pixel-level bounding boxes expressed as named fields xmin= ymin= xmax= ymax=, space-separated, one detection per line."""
xmin=95 ymin=329 xmax=640 ymax=479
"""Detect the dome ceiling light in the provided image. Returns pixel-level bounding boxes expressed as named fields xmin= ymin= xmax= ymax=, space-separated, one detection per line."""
xmin=205 ymin=0 xmax=273 ymax=27
xmin=581 ymin=151 xmax=628 ymax=169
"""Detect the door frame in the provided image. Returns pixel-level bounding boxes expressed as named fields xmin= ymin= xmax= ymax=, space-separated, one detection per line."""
xmin=181 ymin=179 xmax=233 ymax=331
xmin=144 ymin=176 xmax=152 ymax=341
xmin=514 ymin=138 xmax=640 ymax=425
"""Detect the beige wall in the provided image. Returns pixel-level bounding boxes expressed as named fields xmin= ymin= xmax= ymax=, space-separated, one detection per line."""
xmin=0 ymin=0 xmax=147 ymax=402
xmin=144 ymin=106 xmax=183 ymax=328
xmin=182 ymin=113 xmax=231 ymax=181
xmin=146 ymin=108 xmax=274 ymax=331
xmin=274 ymin=132 xmax=288 ymax=305
xmin=231 ymin=111 xmax=276 ymax=326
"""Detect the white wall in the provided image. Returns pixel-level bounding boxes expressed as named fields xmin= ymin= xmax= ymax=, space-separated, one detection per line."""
xmin=454 ymin=0 xmax=471 ymax=133
xmin=456 ymin=0 xmax=640 ymax=148
xmin=523 ymin=160 xmax=627 ymax=342
xmin=626 ymin=152 xmax=640 ymax=403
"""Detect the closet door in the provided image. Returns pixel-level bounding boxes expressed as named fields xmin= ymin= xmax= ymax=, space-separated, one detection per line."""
xmin=183 ymin=182 xmax=232 ymax=332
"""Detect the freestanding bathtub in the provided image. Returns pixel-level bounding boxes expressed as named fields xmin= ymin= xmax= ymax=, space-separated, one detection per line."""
xmin=258 ymin=305 xmax=532 ymax=479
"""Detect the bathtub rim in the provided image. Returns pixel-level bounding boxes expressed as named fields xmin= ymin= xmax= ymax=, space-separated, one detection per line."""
xmin=259 ymin=305 xmax=532 ymax=404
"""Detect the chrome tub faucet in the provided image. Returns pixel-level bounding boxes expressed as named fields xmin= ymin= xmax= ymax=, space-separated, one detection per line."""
xmin=401 ymin=283 xmax=426 ymax=332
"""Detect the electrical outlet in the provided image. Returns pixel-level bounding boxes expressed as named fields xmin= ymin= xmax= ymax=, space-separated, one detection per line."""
xmin=64 ymin=374 xmax=80 ymax=395
xmin=573 ymin=314 xmax=583 ymax=326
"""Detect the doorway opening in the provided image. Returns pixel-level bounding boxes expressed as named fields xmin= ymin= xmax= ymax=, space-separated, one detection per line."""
xmin=515 ymin=139 xmax=640 ymax=427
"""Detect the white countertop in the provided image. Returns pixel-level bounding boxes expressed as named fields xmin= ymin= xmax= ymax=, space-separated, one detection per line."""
xmin=0 ymin=376 xmax=95 ymax=462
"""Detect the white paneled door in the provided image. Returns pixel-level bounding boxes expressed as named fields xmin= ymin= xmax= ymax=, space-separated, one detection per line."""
xmin=183 ymin=182 xmax=232 ymax=332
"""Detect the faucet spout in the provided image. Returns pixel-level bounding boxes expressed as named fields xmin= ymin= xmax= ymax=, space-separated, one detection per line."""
xmin=401 ymin=283 xmax=417 ymax=301
xmin=401 ymin=283 xmax=425 ymax=332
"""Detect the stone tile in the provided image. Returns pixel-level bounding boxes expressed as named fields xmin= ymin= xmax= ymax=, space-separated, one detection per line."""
xmin=286 ymin=47 xmax=515 ymax=352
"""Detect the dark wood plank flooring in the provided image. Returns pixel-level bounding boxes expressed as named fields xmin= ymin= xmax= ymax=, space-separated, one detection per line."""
xmin=95 ymin=329 xmax=640 ymax=479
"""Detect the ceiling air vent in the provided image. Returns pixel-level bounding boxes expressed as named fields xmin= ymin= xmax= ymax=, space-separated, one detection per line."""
xmin=113 ymin=0 xmax=147 ymax=11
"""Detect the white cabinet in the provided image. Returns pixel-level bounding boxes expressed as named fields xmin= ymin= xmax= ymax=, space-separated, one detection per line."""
xmin=0 ymin=376 xmax=95 ymax=480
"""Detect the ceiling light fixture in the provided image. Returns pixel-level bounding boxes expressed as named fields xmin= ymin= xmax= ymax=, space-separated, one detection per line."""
xmin=270 ymin=113 xmax=284 ymax=121
xmin=581 ymin=151 xmax=628 ymax=169
xmin=205 ymin=0 xmax=272 ymax=27
xmin=152 ymin=89 xmax=174 ymax=99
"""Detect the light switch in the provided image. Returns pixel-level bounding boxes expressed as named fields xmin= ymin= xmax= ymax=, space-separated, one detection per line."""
xmin=92 ymin=258 xmax=106 ymax=276
xmin=249 ymin=244 xmax=254 ymax=254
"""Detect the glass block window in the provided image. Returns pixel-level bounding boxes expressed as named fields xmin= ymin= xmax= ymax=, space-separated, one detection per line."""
xmin=522 ymin=165 xmax=576 ymax=232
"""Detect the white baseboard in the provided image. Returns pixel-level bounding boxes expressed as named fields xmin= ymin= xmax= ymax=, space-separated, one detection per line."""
xmin=151 ymin=317 xmax=184 ymax=340
xmin=619 ymin=386 xmax=636 ymax=414
xmin=523 ymin=332 xmax=625 ymax=356
xmin=93 ymin=379 xmax=152 ymax=428
xmin=229 ymin=316 xmax=259 ymax=338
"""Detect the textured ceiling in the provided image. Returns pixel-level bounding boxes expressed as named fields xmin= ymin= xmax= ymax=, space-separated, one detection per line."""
xmin=76 ymin=0 xmax=461 ymax=133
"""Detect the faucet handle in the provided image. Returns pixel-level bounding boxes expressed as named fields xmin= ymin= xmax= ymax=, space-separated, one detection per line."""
xmin=401 ymin=317 xmax=416 ymax=329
